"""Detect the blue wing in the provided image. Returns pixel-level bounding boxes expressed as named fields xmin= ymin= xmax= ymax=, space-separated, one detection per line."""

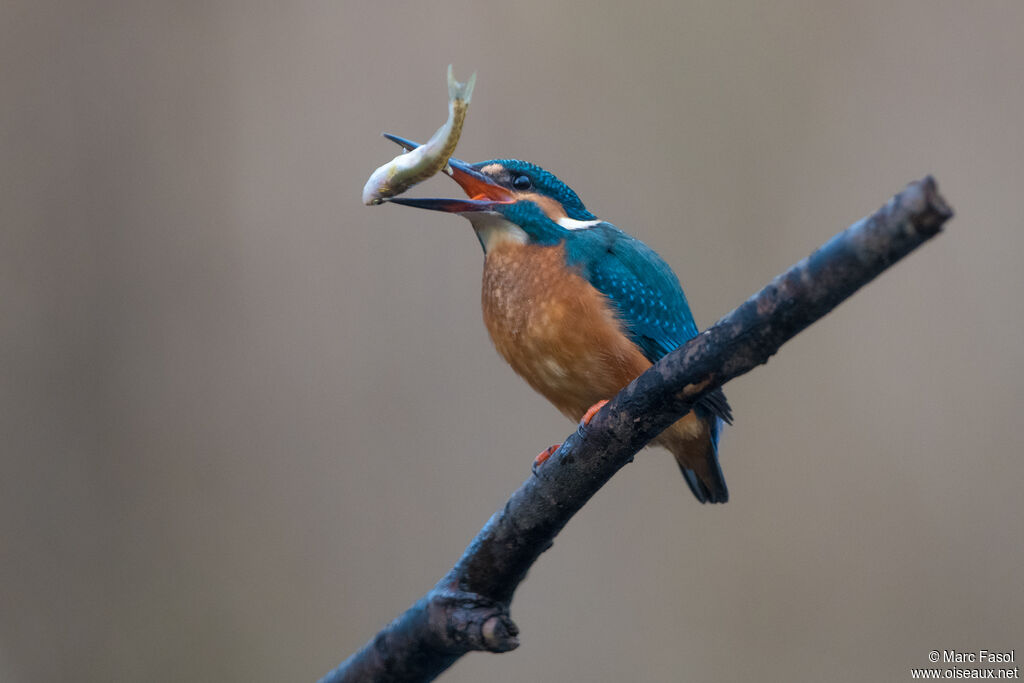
xmin=565 ymin=222 xmax=697 ymax=361
xmin=565 ymin=223 xmax=732 ymax=425
xmin=565 ymin=222 xmax=732 ymax=502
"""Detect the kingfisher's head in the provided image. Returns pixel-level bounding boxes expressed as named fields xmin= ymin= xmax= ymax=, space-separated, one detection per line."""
xmin=380 ymin=134 xmax=602 ymax=251
xmin=463 ymin=158 xmax=596 ymax=222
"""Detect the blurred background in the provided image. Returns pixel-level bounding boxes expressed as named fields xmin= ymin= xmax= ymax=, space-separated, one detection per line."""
xmin=3 ymin=2 xmax=1022 ymax=682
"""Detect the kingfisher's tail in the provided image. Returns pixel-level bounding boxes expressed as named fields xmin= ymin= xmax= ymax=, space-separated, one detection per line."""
xmin=664 ymin=415 xmax=729 ymax=504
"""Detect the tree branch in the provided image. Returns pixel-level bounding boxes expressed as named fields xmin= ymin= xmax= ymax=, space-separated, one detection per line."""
xmin=320 ymin=176 xmax=952 ymax=683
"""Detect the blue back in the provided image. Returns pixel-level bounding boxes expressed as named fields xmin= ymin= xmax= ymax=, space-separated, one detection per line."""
xmin=492 ymin=179 xmax=699 ymax=363
xmin=565 ymin=223 xmax=699 ymax=362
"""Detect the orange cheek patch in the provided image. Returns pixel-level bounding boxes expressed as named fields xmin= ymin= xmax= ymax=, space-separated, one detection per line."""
xmin=519 ymin=193 xmax=567 ymax=222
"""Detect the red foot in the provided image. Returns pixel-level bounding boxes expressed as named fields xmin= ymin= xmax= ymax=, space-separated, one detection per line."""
xmin=580 ymin=400 xmax=610 ymax=427
xmin=536 ymin=446 xmax=561 ymax=473
xmin=536 ymin=446 xmax=561 ymax=466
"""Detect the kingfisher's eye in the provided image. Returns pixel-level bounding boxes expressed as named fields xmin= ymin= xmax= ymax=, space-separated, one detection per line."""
xmin=512 ymin=174 xmax=532 ymax=190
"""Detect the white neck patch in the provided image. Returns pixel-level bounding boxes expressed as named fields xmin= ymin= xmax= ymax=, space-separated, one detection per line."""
xmin=557 ymin=216 xmax=602 ymax=230
xmin=465 ymin=212 xmax=528 ymax=252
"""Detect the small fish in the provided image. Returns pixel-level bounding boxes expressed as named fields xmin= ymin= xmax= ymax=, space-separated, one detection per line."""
xmin=362 ymin=65 xmax=476 ymax=206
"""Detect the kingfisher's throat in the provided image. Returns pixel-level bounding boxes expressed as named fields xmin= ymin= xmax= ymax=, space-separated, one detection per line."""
xmin=468 ymin=212 xmax=529 ymax=252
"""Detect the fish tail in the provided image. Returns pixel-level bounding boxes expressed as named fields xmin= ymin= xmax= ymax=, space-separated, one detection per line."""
xmin=447 ymin=64 xmax=476 ymax=104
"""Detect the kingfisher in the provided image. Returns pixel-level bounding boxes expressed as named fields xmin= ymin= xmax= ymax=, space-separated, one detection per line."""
xmin=380 ymin=134 xmax=733 ymax=503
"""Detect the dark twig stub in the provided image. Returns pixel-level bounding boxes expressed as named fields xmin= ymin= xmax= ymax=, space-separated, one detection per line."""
xmin=320 ymin=177 xmax=952 ymax=683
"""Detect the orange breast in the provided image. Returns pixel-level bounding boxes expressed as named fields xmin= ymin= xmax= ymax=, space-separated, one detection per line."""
xmin=481 ymin=241 xmax=651 ymax=421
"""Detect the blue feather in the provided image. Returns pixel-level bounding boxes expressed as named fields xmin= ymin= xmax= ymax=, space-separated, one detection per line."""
xmin=495 ymin=196 xmax=732 ymax=426
xmin=564 ymin=222 xmax=698 ymax=361
xmin=566 ymin=222 xmax=734 ymax=435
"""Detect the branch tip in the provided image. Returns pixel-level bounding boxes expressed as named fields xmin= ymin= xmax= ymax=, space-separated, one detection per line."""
xmin=908 ymin=175 xmax=953 ymax=235
xmin=481 ymin=615 xmax=520 ymax=652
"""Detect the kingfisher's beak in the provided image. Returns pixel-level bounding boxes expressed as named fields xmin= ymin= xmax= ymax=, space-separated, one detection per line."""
xmin=446 ymin=157 xmax=515 ymax=202
xmin=386 ymin=196 xmax=506 ymax=213
xmin=381 ymin=133 xmax=515 ymax=209
xmin=380 ymin=132 xmax=421 ymax=153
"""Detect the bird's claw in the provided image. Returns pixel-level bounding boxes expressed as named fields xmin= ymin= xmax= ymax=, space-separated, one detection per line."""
xmin=580 ymin=400 xmax=609 ymax=428
xmin=533 ymin=444 xmax=561 ymax=475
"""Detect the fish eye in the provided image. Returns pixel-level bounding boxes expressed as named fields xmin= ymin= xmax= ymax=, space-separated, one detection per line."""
xmin=512 ymin=174 xmax=532 ymax=190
